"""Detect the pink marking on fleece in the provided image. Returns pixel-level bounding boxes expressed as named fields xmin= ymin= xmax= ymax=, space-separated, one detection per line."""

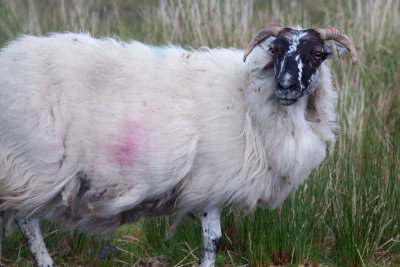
xmin=114 ymin=121 xmax=144 ymax=166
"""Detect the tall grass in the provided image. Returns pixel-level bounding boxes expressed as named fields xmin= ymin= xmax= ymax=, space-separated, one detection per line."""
xmin=0 ymin=0 xmax=399 ymax=266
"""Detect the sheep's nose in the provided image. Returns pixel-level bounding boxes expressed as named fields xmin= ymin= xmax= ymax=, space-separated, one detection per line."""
xmin=277 ymin=80 xmax=296 ymax=91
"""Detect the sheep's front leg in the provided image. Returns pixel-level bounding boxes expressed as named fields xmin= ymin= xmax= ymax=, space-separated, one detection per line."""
xmin=16 ymin=217 xmax=54 ymax=267
xmin=198 ymin=209 xmax=221 ymax=267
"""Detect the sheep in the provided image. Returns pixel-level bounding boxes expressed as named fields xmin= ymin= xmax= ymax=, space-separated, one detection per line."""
xmin=0 ymin=24 xmax=357 ymax=267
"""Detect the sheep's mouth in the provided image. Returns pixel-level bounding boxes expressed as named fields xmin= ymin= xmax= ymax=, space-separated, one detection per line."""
xmin=277 ymin=97 xmax=298 ymax=106
xmin=274 ymin=86 xmax=301 ymax=106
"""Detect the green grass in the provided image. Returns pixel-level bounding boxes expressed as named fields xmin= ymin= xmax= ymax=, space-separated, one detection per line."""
xmin=0 ymin=0 xmax=399 ymax=266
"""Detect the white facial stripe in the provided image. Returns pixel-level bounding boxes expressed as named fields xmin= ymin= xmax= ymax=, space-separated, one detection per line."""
xmin=280 ymin=54 xmax=287 ymax=76
xmin=278 ymin=30 xmax=307 ymax=80
xmin=287 ymin=31 xmax=307 ymax=56
xmin=295 ymin=54 xmax=304 ymax=90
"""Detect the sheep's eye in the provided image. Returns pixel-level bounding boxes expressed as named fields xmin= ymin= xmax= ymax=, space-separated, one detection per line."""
xmin=314 ymin=51 xmax=323 ymax=58
xmin=269 ymin=46 xmax=278 ymax=55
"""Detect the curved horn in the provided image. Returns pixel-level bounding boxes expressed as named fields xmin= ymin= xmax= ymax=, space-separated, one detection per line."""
xmin=315 ymin=26 xmax=358 ymax=64
xmin=243 ymin=24 xmax=284 ymax=62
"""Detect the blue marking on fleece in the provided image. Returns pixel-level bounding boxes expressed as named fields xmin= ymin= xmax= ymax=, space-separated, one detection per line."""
xmin=151 ymin=46 xmax=166 ymax=57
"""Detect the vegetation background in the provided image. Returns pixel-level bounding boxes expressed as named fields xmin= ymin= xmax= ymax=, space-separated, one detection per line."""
xmin=0 ymin=0 xmax=399 ymax=266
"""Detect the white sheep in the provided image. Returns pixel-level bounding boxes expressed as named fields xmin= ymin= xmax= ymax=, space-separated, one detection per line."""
xmin=0 ymin=24 xmax=357 ymax=267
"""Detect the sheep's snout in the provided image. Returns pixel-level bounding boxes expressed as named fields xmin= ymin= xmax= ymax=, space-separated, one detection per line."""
xmin=274 ymin=72 xmax=301 ymax=106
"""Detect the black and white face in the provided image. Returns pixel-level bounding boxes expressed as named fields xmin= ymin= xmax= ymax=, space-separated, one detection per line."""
xmin=259 ymin=28 xmax=345 ymax=106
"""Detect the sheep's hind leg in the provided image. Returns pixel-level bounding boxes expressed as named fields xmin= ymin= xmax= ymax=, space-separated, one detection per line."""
xmin=0 ymin=211 xmax=4 ymax=266
xmin=198 ymin=209 xmax=221 ymax=267
xmin=16 ymin=217 xmax=54 ymax=267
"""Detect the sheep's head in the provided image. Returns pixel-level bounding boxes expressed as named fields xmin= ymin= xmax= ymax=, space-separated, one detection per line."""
xmin=243 ymin=24 xmax=357 ymax=106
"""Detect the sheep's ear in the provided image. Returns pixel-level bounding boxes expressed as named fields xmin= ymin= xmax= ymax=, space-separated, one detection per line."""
xmin=258 ymin=37 xmax=276 ymax=54
xmin=324 ymin=42 xmax=347 ymax=60
xmin=245 ymin=37 xmax=275 ymax=74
